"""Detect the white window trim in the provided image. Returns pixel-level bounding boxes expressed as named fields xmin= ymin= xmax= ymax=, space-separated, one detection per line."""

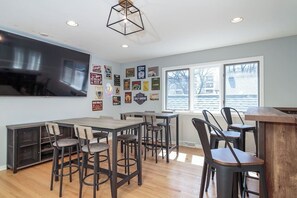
xmin=162 ymin=56 xmax=264 ymax=113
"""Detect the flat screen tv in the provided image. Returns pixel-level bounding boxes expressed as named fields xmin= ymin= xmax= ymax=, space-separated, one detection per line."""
xmin=0 ymin=29 xmax=90 ymax=96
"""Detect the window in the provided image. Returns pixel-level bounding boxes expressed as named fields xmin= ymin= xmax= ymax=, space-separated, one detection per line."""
xmin=165 ymin=69 xmax=189 ymax=110
xmin=224 ymin=62 xmax=259 ymax=111
xmin=163 ymin=58 xmax=262 ymax=112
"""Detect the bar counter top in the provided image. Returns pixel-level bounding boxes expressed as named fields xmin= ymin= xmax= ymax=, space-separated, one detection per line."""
xmin=245 ymin=107 xmax=297 ymax=123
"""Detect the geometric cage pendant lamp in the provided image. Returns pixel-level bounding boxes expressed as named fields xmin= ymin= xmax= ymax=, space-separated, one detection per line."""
xmin=106 ymin=0 xmax=144 ymax=36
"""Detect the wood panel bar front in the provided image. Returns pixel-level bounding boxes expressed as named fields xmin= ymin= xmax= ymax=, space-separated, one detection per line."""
xmin=245 ymin=107 xmax=297 ymax=198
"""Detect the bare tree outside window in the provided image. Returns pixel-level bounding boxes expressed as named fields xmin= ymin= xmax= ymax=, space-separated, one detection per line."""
xmin=166 ymin=69 xmax=189 ymax=110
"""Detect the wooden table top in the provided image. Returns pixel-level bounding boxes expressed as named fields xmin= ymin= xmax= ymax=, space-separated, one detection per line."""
xmin=54 ymin=117 xmax=143 ymax=130
xmin=245 ymin=107 xmax=297 ymax=123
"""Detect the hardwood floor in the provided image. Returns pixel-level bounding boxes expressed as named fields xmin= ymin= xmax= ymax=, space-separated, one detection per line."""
xmin=0 ymin=146 xmax=258 ymax=197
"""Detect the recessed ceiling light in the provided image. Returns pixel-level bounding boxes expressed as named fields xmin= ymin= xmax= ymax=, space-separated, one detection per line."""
xmin=231 ymin=17 xmax=243 ymax=23
xmin=39 ymin=32 xmax=49 ymax=37
xmin=66 ymin=20 xmax=79 ymax=27
xmin=122 ymin=44 xmax=129 ymax=48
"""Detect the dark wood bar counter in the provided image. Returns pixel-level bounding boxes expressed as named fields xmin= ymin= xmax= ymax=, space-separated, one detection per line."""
xmin=245 ymin=107 xmax=297 ymax=198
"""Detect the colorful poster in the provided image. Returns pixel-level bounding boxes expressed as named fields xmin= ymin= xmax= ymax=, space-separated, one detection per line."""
xmin=92 ymin=65 xmax=102 ymax=73
xmin=92 ymin=100 xmax=103 ymax=111
xmin=133 ymin=92 xmax=147 ymax=105
xmin=132 ymin=81 xmax=141 ymax=90
xmin=137 ymin=65 xmax=146 ymax=79
xmin=114 ymin=74 xmax=120 ymax=86
xmin=143 ymin=81 xmax=149 ymax=91
xmin=104 ymin=65 xmax=112 ymax=80
xmin=150 ymin=93 xmax=159 ymax=101
xmin=151 ymin=77 xmax=160 ymax=90
xmin=95 ymin=86 xmax=103 ymax=99
xmin=112 ymin=96 xmax=121 ymax=105
xmin=126 ymin=68 xmax=135 ymax=78
xmin=90 ymin=73 xmax=102 ymax=85
xmin=125 ymin=92 xmax=132 ymax=103
xmin=124 ymin=79 xmax=130 ymax=90
xmin=148 ymin=66 xmax=159 ymax=77
xmin=114 ymin=86 xmax=120 ymax=95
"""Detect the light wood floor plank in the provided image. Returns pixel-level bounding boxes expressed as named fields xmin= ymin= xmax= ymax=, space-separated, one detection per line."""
xmin=0 ymin=146 xmax=258 ymax=197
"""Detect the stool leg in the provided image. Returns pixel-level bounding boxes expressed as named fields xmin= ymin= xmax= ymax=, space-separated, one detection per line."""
xmin=93 ymin=153 xmax=98 ymax=198
xmin=59 ymin=147 xmax=65 ymax=198
xmin=155 ymin=131 xmax=158 ymax=163
xmin=199 ymin=161 xmax=207 ymax=198
xmin=161 ymin=129 xmax=164 ymax=159
xmin=127 ymin=141 xmax=130 ymax=185
xmin=69 ymin=147 xmax=72 ymax=182
xmin=50 ymin=148 xmax=57 ymax=190
xmin=216 ymin=168 xmax=234 ymax=198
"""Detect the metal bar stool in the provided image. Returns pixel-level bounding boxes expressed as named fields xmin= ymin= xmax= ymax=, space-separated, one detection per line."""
xmin=202 ymin=110 xmax=241 ymax=192
xmin=192 ymin=118 xmax=268 ymax=198
xmin=74 ymin=125 xmax=111 ymax=198
xmin=143 ymin=113 xmax=164 ymax=163
xmin=45 ymin=122 xmax=80 ymax=198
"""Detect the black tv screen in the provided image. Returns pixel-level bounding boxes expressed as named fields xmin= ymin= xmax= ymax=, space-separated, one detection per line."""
xmin=0 ymin=29 xmax=90 ymax=96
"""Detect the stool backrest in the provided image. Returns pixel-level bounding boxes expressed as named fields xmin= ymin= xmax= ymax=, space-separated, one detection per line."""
xmin=202 ymin=110 xmax=223 ymax=132
xmin=192 ymin=118 xmax=241 ymax=166
xmin=221 ymin=107 xmax=244 ymax=125
xmin=143 ymin=113 xmax=157 ymax=126
xmin=45 ymin=122 xmax=60 ymax=147
xmin=74 ymin=125 xmax=94 ymax=140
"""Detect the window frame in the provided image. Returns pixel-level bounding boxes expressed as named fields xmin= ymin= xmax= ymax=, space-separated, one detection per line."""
xmin=165 ymin=68 xmax=190 ymax=111
xmin=162 ymin=56 xmax=264 ymax=113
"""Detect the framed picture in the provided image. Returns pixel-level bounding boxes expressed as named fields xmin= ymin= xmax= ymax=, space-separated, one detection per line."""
xmin=151 ymin=77 xmax=160 ymax=90
xmin=132 ymin=81 xmax=141 ymax=90
xmin=137 ymin=65 xmax=146 ymax=79
xmin=92 ymin=65 xmax=102 ymax=73
xmin=124 ymin=79 xmax=130 ymax=90
xmin=90 ymin=73 xmax=102 ymax=85
xmin=114 ymin=74 xmax=120 ymax=86
xmin=126 ymin=68 xmax=135 ymax=78
xmin=125 ymin=92 xmax=132 ymax=103
xmin=143 ymin=81 xmax=149 ymax=91
xmin=114 ymin=86 xmax=120 ymax=95
xmin=104 ymin=65 xmax=112 ymax=80
xmin=95 ymin=86 xmax=103 ymax=99
xmin=150 ymin=93 xmax=159 ymax=101
xmin=148 ymin=66 xmax=159 ymax=77
xmin=112 ymin=96 xmax=121 ymax=105
xmin=92 ymin=100 xmax=103 ymax=111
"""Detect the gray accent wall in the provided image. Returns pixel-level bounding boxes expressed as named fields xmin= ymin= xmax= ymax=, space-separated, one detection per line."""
xmin=121 ymin=35 xmax=297 ymax=108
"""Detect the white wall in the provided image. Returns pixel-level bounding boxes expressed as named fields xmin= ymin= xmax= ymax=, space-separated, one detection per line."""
xmin=0 ymin=54 xmax=121 ymax=168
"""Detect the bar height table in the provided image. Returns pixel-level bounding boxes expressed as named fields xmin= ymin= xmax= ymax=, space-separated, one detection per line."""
xmin=54 ymin=117 xmax=143 ymax=198
xmin=120 ymin=112 xmax=179 ymax=163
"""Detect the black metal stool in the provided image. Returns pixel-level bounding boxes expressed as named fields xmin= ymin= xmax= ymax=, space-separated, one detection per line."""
xmin=74 ymin=125 xmax=111 ymax=198
xmin=45 ymin=122 xmax=80 ymax=198
xmin=143 ymin=113 xmax=164 ymax=163
xmin=117 ymin=133 xmax=137 ymax=184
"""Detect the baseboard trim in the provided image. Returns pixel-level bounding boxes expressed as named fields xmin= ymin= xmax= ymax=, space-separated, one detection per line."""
xmin=0 ymin=165 xmax=7 ymax=171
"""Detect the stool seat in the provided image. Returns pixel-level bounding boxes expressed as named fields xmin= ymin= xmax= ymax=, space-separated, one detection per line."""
xmin=212 ymin=148 xmax=264 ymax=166
xmin=81 ymin=143 xmax=110 ymax=153
xmin=118 ymin=134 xmax=137 ymax=141
xmin=93 ymin=131 xmax=109 ymax=139
xmin=53 ymin=138 xmax=79 ymax=147
xmin=210 ymin=130 xmax=241 ymax=139
xmin=229 ymin=124 xmax=255 ymax=130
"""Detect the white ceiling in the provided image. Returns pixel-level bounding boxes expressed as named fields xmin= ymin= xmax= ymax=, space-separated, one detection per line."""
xmin=1 ymin=0 xmax=297 ymax=64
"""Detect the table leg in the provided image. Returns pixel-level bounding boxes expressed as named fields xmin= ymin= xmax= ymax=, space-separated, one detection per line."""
xmin=176 ymin=115 xmax=179 ymax=154
xmin=111 ymin=132 xmax=118 ymax=198
xmin=137 ymin=124 xmax=143 ymax=185
xmin=165 ymin=118 xmax=169 ymax=163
